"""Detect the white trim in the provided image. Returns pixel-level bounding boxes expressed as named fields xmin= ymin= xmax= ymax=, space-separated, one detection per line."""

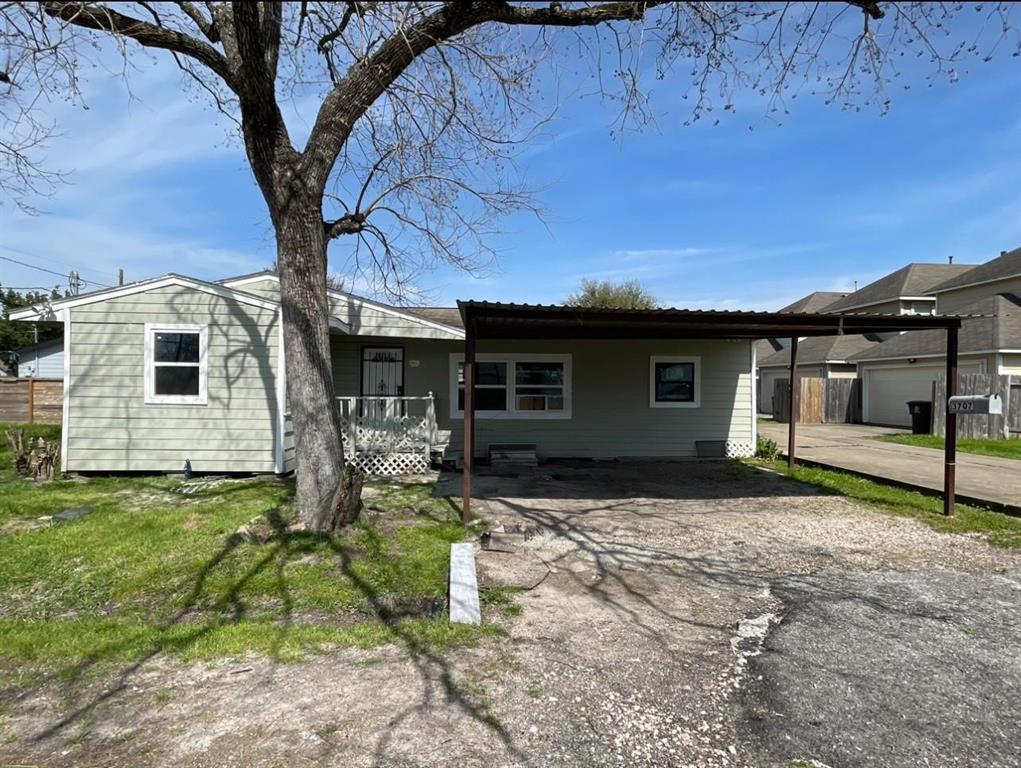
xmin=275 ymin=310 xmax=287 ymax=473
xmin=751 ymin=341 xmax=759 ymax=443
xmin=61 ymin=310 xmax=71 ymax=472
xmin=222 ymin=273 xmax=464 ymax=339
xmin=144 ymin=323 xmax=208 ymax=405
xmin=9 ymin=274 xmax=280 ymax=321
xmin=649 ymin=355 xmax=701 ymax=409
xmin=825 ymin=296 xmax=935 ymax=314
xmin=449 ymin=353 xmax=572 ymax=420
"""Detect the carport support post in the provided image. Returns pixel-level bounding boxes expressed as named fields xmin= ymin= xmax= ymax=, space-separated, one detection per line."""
xmin=462 ymin=326 xmax=476 ymax=524
xmin=943 ymin=326 xmax=958 ymax=517
xmin=787 ymin=336 xmax=799 ymax=468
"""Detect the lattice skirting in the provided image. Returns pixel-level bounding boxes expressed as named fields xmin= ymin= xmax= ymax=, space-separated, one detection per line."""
xmin=346 ymin=452 xmax=430 ymax=476
xmin=725 ymin=441 xmax=755 ymax=458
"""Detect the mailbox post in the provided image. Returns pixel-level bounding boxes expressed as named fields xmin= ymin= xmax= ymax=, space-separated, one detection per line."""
xmin=944 ymin=327 xmax=958 ymax=517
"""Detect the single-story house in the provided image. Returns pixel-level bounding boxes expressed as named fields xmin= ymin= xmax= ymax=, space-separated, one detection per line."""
xmin=14 ymin=338 xmax=64 ymax=379
xmin=849 ymin=248 xmax=1021 ymax=427
xmin=10 ymin=270 xmax=961 ymax=475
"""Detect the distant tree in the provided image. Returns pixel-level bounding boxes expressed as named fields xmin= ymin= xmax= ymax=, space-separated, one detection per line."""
xmin=0 ymin=285 xmax=65 ymax=351
xmin=566 ymin=279 xmax=659 ymax=310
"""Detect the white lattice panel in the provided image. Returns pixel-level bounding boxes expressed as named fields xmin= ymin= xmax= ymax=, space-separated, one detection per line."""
xmin=725 ymin=441 xmax=754 ymax=458
xmin=347 ymin=452 xmax=430 ymax=476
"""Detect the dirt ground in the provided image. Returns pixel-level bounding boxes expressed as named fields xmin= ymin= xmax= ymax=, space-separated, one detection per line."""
xmin=3 ymin=461 xmax=1019 ymax=768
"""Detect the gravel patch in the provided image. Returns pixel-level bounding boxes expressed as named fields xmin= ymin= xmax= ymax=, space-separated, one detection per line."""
xmin=3 ymin=461 xmax=1019 ymax=767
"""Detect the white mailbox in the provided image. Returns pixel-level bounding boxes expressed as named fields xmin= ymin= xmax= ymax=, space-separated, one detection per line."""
xmin=947 ymin=394 xmax=1002 ymax=415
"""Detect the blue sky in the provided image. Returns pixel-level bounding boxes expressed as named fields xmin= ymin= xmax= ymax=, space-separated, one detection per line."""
xmin=1 ymin=18 xmax=1019 ymax=311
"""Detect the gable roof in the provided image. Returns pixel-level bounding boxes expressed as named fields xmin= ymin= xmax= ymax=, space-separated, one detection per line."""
xmin=850 ymin=293 xmax=1021 ymax=361
xmin=404 ymin=307 xmax=463 ymax=329
xmin=8 ymin=274 xmax=281 ymax=321
xmin=778 ymin=291 xmax=846 ymax=313
xmin=220 ymin=271 xmax=464 ymax=338
xmin=926 ymin=247 xmax=1021 ymax=294
xmin=758 ymin=333 xmax=881 ymax=368
xmin=824 ymin=263 xmax=976 ymax=313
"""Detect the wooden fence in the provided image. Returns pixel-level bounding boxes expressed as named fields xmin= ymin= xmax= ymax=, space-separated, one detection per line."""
xmin=0 ymin=378 xmax=63 ymax=424
xmin=932 ymin=373 xmax=1015 ymax=439
xmin=772 ymin=377 xmax=861 ymax=424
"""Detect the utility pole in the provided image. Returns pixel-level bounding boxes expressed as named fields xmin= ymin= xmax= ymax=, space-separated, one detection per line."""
xmin=68 ymin=271 xmax=82 ymax=296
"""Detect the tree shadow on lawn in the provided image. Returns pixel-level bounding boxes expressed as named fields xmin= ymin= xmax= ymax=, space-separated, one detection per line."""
xmin=24 ymin=502 xmax=524 ymax=765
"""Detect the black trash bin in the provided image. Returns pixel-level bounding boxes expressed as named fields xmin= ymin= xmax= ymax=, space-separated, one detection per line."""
xmin=906 ymin=400 xmax=932 ymax=435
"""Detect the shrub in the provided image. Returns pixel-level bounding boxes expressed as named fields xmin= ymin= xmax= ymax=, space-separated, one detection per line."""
xmin=756 ymin=435 xmax=780 ymax=460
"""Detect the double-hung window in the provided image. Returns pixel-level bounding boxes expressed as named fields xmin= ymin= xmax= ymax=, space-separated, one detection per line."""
xmin=144 ymin=323 xmax=208 ymax=405
xmin=451 ymin=354 xmax=570 ymax=419
xmin=650 ymin=355 xmax=700 ymax=408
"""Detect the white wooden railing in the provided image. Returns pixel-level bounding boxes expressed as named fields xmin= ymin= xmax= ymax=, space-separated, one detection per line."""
xmin=336 ymin=393 xmax=437 ymax=475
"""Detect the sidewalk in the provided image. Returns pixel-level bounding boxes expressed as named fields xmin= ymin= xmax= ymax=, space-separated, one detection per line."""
xmin=759 ymin=421 xmax=1021 ymax=513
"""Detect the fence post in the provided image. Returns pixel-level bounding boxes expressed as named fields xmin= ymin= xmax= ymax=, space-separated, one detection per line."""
xmin=425 ymin=392 xmax=436 ymax=460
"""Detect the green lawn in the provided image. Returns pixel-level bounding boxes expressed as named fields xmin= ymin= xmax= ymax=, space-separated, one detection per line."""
xmin=0 ymin=423 xmax=497 ymax=673
xmin=748 ymin=458 xmax=1021 ymax=549
xmin=877 ymin=433 xmax=1021 ymax=460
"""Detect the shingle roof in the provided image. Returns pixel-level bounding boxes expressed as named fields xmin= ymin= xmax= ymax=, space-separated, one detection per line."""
xmin=778 ymin=291 xmax=846 ymax=313
xmin=926 ymin=247 xmax=1021 ymax=294
xmin=850 ymin=293 xmax=1021 ymax=361
xmin=755 ymin=338 xmax=784 ymax=361
xmin=758 ymin=334 xmax=881 ymax=368
xmin=824 ymin=263 xmax=976 ymax=313
xmin=402 ymin=307 xmax=463 ymax=328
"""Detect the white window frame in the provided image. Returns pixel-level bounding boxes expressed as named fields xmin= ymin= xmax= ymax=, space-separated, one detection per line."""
xmin=450 ymin=353 xmax=572 ymax=420
xmin=649 ymin=355 xmax=701 ymax=409
xmin=144 ymin=323 xmax=208 ymax=405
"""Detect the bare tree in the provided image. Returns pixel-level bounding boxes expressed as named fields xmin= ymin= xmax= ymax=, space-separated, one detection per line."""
xmin=0 ymin=2 xmax=1016 ymax=532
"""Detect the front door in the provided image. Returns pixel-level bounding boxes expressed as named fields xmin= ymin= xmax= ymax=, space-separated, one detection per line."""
xmin=361 ymin=347 xmax=404 ymax=418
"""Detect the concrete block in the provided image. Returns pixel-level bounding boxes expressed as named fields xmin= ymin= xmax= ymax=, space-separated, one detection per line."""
xmin=449 ymin=543 xmax=481 ymax=626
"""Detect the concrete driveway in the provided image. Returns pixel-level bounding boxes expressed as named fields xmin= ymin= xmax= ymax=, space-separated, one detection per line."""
xmin=6 ymin=462 xmax=1019 ymax=768
xmin=759 ymin=421 xmax=1021 ymax=511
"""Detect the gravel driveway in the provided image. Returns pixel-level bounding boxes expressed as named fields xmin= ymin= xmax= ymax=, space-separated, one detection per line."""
xmin=4 ymin=461 xmax=1019 ymax=767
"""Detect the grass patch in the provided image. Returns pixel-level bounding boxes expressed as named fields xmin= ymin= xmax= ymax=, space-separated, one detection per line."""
xmin=748 ymin=458 xmax=1021 ymax=549
xmin=877 ymin=433 xmax=1021 ymax=461
xmin=0 ymin=423 xmax=498 ymax=672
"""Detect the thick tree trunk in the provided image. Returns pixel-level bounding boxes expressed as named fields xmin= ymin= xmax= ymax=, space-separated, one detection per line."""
xmin=276 ymin=207 xmax=362 ymax=532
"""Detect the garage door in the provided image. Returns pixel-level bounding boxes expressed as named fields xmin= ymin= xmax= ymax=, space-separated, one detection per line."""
xmin=865 ymin=364 xmax=980 ymax=426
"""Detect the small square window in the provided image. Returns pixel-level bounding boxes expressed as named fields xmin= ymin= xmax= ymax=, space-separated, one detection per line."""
xmin=650 ymin=356 xmax=700 ymax=408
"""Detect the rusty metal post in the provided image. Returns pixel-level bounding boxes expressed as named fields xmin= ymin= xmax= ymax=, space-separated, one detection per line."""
xmin=787 ymin=336 xmax=799 ymax=468
xmin=461 ymin=325 xmax=476 ymax=524
xmin=943 ymin=325 xmax=958 ymax=516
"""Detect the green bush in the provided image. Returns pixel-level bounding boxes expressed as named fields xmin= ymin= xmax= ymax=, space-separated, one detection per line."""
xmin=756 ymin=435 xmax=780 ymax=460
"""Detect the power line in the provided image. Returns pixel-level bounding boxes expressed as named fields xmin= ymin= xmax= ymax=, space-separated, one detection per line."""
xmin=0 ymin=244 xmax=122 ymax=281
xmin=0 ymin=251 xmax=112 ymax=289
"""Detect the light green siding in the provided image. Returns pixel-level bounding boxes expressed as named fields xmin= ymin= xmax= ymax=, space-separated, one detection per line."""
xmin=330 ymin=336 xmax=754 ymax=459
xmin=67 ymin=286 xmax=281 ymax=473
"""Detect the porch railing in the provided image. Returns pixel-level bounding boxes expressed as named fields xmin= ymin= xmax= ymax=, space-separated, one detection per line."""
xmin=337 ymin=393 xmax=437 ymax=475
